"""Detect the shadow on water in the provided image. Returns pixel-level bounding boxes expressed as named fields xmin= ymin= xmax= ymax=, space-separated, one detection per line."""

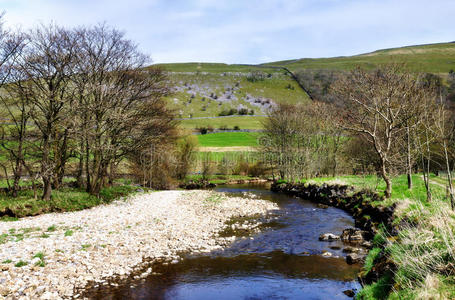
xmin=88 ymin=183 xmax=362 ymax=299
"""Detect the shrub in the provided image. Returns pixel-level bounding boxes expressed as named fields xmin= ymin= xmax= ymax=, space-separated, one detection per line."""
xmin=201 ymin=153 xmax=214 ymax=181
xmin=238 ymin=108 xmax=249 ymax=115
xmin=197 ymin=127 xmax=208 ymax=134
xmin=175 ymin=135 xmax=198 ymax=180
xmin=249 ymin=162 xmax=267 ymax=177
xmin=234 ymin=161 xmax=250 ymax=175
xmin=228 ymin=108 xmax=238 ymax=115
xmin=247 ymin=71 xmax=266 ymax=82
xmin=233 ymin=125 xmax=240 ymax=130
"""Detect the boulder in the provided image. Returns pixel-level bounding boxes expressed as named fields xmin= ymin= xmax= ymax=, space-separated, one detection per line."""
xmin=343 ymin=290 xmax=355 ymax=297
xmin=346 ymin=253 xmax=364 ymax=264
xmin=322 ymin=251 xmax=332 ymax=257
xmin=341 ymin=228 xmax=367 ymax=243
xmin=318 ymin=233 xmax=340 ymax=241
xmin=360 ymin=241 xmax=373 ymax=249
xmin=343 ymin=246 xmax=362 ymax=253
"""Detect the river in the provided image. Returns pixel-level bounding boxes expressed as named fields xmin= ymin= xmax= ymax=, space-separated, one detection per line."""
xmin=88 ymin=183 xmax=362 ymax=299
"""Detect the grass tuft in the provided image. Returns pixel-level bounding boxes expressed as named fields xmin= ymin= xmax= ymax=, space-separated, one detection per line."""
xmin=14 ymin=260 xmax=28 ymax=267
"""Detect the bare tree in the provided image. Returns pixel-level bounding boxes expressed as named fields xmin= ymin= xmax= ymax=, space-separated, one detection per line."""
xmin=334 ymin=65 xmax=427 ymax=198
xmin=0 ymin=17 xmax=29 ymax=196
xmin=14 ymin=25 xmax=79 ymax=200
xmin=73 ymin=25 xmax=174 ymax=195
xmin=433 ymin=98 xmax=455 ymax=208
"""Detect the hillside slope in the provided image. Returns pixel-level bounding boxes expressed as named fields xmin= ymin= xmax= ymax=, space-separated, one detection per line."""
xmin=156 ymin=42 xmax=455 ymax=130
xmin=156 ymin=63 xmax=311 ymax=129
xmin=265 ymin=42 xmax=455 ymax=74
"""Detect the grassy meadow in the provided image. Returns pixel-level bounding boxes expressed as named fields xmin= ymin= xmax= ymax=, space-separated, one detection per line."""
xmin=197 ymin=132 xmax=261 ymax=147
xmin=180 ymin=116 xmax=266 ymax=130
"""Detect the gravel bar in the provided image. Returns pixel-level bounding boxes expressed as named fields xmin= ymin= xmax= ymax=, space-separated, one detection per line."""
xmin=0 ymin=190 xmax=277 ymax=299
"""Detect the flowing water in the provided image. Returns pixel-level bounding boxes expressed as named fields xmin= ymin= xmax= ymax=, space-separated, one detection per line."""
xmin=89 ymin=183 xmax=362 ymax=299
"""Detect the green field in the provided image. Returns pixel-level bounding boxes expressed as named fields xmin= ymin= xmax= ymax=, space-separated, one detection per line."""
xmin=197 ymin=132 xmax=261 ymax=147
xmin=180 ymin=116 xmax=266 ymax=130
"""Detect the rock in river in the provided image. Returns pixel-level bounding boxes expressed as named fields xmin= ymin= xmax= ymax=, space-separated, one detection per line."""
xmin=318 ymin=233 xmax=340 ymax=241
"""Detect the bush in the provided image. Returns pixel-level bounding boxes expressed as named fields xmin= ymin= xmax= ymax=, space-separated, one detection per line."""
xmin=219 ymin=110 xmax=230 ymax=116
xmin=175 ymin=135 xmax=198 ymax=180
xmin=233 ymin=161 xmax=250 ymax=175
xmin=238 ymin=108 xmax=249 ymax=115
xmin=201 ymin=153 xmax=214 ymax=180
xmin=233 ymin=125 xmax=240 ymax=130
xmin=247 ymin=71 xmax=266 ymax=82
xmin=197 ymin=127 xmax=208 ymax=134
xmin=249 ymin=162 xmax=267 ymax=177
xmin=219 ymin=108 xmax=239 ymax=116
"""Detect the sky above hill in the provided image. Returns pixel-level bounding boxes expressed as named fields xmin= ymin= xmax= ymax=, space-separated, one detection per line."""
xmin=1 ymin=0 xmax=454 ymax=64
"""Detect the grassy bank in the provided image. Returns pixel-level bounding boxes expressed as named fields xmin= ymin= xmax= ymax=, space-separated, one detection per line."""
xmin=0 ymin=185 xmax=143 ymax=220
xmin=303 ymin=174 xmax=455 ymax=299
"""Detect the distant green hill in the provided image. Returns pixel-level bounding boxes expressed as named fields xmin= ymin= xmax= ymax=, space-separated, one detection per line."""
xmin=155 ymin=42 xmax=455 ymax=131
xmin=265 ymin=42 xmax=455 ymax=74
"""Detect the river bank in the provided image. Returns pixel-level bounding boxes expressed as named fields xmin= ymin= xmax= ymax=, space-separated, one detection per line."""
xmin=271 ymin=175 xmax=455 ymax=299
xmin=0 ymin=190 xmax=277 ymax=299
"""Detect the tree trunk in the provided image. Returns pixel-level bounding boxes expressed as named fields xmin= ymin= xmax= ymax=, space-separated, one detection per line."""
xmin=42 ymin=176 xmax=52 ymax=200
xmin=421 ymin=155 xmax=432 ymax=202
xmin=12 ymin=161 xmax=22 ymax=198
xmin=443 ymin=140 xmax=455 ymax=210
xmin=41 ymin=133 xmax=52 ymax=200
xmin=406 ymin=126 xmax=413 ymax=189
xmin=85 ymin=138 xmax=92 ymax=193
xmin=76 ymin=147 xmax=84 ymax=188
xmin=380 ymin=160 xmax=392 ymax=198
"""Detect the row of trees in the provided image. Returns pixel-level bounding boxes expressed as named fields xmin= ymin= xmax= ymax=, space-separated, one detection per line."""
xmin=0 ymin=18 xmax=178 ymax=199
xmin=262 ymin=64 xmax=455 ymax=202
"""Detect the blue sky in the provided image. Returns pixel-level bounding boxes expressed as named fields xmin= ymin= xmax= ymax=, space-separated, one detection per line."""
xmin=1 ymin=0 xmax=454 ymax=64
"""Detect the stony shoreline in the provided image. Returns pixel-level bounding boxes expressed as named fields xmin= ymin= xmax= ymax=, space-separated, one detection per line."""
xmin=0 ymin=190 xmax=277 ymax=299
